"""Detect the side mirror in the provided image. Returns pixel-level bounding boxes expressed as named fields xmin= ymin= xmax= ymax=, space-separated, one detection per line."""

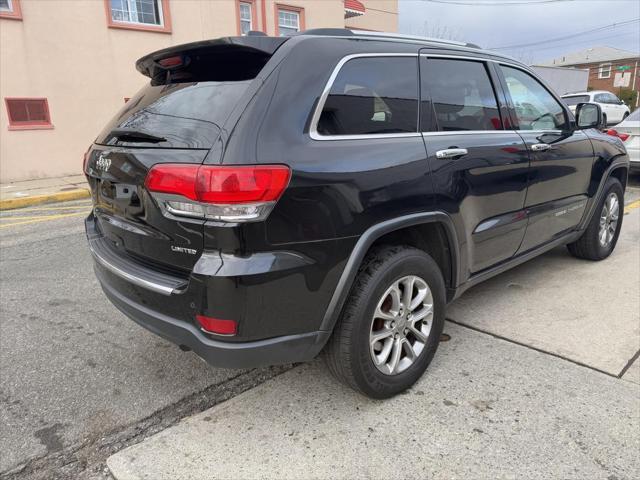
xmin=575 ymin=102 xmax=605 ymax=130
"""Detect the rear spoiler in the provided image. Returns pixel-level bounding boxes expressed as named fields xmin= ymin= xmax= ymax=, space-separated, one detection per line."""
xmin=136 ymin=36 xmax=289 ymax=84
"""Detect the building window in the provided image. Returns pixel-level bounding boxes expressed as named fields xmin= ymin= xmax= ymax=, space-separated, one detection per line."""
xmin=275 ymin=4 xmax=304 ymax=36
xmin=104 ymin=0 xmax=171 ymax=33
xmin=598 ymin=63 xmax=612 ymax=79
xmin=5 ymin=98 xmax=53 ymax=130
xmin=238 ymin=1 xmax=253 ymax=35
xmin=0 ymin=0 xmax=22 ymax=20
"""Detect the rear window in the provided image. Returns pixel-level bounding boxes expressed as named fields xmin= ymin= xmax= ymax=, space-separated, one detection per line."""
xmin=316 ymin=57 xmax=419 ymax=136
xmin=96 ymin=81 xmax=252 ymax=149
xmin=562 ymin=95 xmax=589 ymax=106
xmin=96 ymin=45 xmax=278 ymax=149
xmin=627 ymin=109 xmax=640 ymax=121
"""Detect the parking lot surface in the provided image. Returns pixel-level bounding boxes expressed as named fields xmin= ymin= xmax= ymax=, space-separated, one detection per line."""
xmin=1 ymin=177 xmax=639 ymax=479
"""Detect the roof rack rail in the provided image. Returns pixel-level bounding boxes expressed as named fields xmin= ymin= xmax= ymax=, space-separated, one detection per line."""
xmin=349 ymin=30 xmax=481 ymax=49
xmin=296 ymin=28 xmax=354 ymax=37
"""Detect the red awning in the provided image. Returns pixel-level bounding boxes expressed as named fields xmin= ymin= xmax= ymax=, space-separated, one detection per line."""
xmin=344 ymin=0 xmax=365 ymax=19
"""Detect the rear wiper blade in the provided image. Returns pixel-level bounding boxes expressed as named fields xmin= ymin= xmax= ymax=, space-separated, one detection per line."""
xmin=109 ymin=128 xmax=167 ymax=143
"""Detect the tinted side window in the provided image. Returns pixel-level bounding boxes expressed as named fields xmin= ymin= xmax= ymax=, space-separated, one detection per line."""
xmin=421 ymin=58 xmax=502 ymax=131
xmin=317 ymin=57 xmax=418 ymax=136
xmin=594 ymin=93 xmax=608 ymax=103
xmin=500 ymin=66 xmax=567 ymax=131
xmin=606 ymin=93 xmax=621 ymax=104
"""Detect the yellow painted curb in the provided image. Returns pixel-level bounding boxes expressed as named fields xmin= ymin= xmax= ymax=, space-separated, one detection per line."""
xmin=0 ymin=189 xmax=90 ymax=211
xmin=624 ymin=199 xmax=640 ymax=214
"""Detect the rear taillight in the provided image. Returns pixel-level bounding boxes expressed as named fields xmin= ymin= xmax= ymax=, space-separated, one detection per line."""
xmin=145 ymin=164 xmax=291 ymax=222
xmin=82 ymin=149 xmax=90 ymax=174
xmin=157 ymin=55 xmax=184 ymax=68
xmin=606 ymin=129 xmax=630 ymax=142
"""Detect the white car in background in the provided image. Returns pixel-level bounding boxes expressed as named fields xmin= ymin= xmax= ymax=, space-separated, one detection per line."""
xmin=562 ymin=91 xmax=630 ymax=126
xmin=607 ymin=108 xmax=640 ymax=173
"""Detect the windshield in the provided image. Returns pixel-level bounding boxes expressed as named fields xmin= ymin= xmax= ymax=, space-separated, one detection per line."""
xmin=626 ymin=109 xmax=640 ymax=122
xmin=96 ymin=80 xmax=253 ymax=149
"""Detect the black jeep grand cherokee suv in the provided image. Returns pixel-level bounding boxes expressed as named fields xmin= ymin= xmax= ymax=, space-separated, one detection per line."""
xmin=85 ymin=30 xmax=629 ymax=398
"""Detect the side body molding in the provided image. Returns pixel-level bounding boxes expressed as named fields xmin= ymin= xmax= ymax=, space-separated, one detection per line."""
xmin=319 ymin=211 xmax=459 ymax=332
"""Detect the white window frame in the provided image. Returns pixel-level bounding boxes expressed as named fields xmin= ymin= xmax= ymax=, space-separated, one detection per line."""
xmin=0 ymin=0 xmax=14 ymax=12
xmin=110 ymin=0 xmax=164 ymax=27
xmin=239 ymin=2 xmax=252 ymax=35
xmin=598 ymin=63 xmax=612 ymax=79
xmin=278 ymin=9 xmax=300 ymax=36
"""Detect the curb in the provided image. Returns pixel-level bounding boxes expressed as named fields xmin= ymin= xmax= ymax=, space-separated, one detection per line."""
xmin=0 ymin=189 xmax=90 ymax=211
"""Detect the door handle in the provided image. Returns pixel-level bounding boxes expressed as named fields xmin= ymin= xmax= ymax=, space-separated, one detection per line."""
xmin=531 ymin=143 xmax=551 ymax=152
xmin=436 ymin=148 xmax=468 ymax=159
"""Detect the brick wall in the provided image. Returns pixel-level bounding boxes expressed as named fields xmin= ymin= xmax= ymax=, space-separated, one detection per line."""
xmin=568 ymin=57 xmax=639 ymax=93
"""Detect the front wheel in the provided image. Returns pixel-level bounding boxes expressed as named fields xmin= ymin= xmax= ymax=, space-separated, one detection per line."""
xmin=567 ymin=177 xmax=624 ymax=260
xmin=323 ymin=246 xmax=446 ymax=399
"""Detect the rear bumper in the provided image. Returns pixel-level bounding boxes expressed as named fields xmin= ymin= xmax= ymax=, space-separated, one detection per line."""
xmin=96 ymin=266 xmax=330 ymax=368
xmin=86 ymin=214 xmax=345 ymax=368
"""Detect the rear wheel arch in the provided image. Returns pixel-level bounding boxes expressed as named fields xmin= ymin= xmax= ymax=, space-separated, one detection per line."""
xmin=319 ymin=212 xmax=459 ymax=333
xmin=368 ymin=222 xmax=454 ymax=292
xmin=610 ymin=165 xmax=628 ymax=191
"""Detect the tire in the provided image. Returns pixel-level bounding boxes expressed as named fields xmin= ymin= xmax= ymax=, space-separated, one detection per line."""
xmin=323 ymin=245 xmax=446 ymax=399
xmin=567 ymin=177 xmax=624 ymax=260
xmin=622 ymin=112 xmax=629 ymax=121
xmin=603 ymin=113 xmax=608 ymax=127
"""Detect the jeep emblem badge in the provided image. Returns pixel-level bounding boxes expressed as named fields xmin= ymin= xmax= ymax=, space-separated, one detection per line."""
xmin=96 ymin=153 xmax=111 ymax=172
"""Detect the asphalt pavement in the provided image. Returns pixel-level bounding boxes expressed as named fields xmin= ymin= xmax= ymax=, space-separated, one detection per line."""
xmin=1 ymin=177 xmax=639 ymax=479
xmin=0 ymin=200 xmax=289 ymax=479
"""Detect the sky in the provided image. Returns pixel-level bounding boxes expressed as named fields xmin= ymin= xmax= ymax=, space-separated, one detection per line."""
xmin=398 ymin=0 xmax=640 ymax=64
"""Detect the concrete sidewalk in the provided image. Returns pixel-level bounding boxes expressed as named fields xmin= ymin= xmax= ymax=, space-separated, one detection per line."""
xmin=107 ymin=323 xmax=640 ymax=480
xmin=448 ymin=200 xmax=640 ymax=377
xmin=0 ymin=175 xmax=89 ymax=210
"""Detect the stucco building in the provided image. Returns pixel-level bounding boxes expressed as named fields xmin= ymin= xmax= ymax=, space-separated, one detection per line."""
xmin=0 ymin=0 xmax=397 ymax=182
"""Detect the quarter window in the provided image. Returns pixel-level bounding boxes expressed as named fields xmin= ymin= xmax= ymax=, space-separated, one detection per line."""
xmin=239 ymin=2 xmax=252 ymax=35
xmin=109 ymin=0 xmax=164 ymax=27
xmin=598 ymin=63 xmax=612 ymax=79
xmin=317 ymin=57 xmax=419 ymax=136
xmin=5 ymin=98 xmax=53 ymax=130
xmin=500 ymin=66 xmax=567 ymax=131
xmin=277 ymin=8 xmax=300 ymax=36
xmin=421 ymin=58 xmax=502 ymax=131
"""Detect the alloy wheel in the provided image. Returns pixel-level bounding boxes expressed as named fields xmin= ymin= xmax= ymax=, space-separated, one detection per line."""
xmin=369 ymin=275 xmax=434 ymax=375
xmin=599 ymin=192 xmax=620 ymax=247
